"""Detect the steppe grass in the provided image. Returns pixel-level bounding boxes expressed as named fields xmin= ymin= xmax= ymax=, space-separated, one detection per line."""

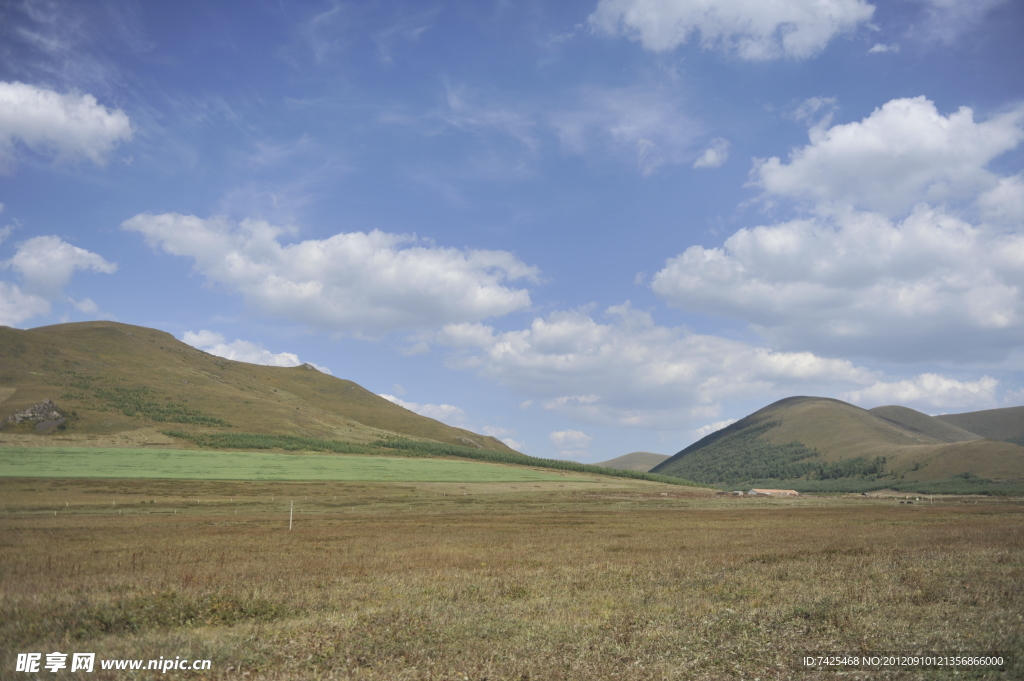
xmin=1 ymin=478 xmax=1021 ymax=680
xmin=0 ymin=447 xmax=577 ymax=483
xmin=163 ymin=431 xmax=702 ymax=486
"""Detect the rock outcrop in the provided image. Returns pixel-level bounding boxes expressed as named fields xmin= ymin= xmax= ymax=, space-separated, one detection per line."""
xmin=3 ymin=399 xmax=67 ymax=432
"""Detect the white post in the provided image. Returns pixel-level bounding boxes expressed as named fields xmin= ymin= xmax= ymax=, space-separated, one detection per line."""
xmin=289 ymin=500 xmax=293 ymax=530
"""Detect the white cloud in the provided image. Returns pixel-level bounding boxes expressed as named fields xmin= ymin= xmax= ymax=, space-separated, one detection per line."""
xmin=692 ymin=418 xmax=737 ymax=439
xmin=482 ymin=425 xmax=525 ymax=452
xmin=7 ymin=235 xmax=117 ymax=298
xmin=692 ymin=137 xmax=729 ymax=168
xmin=0 ymin=81 xmax=132 ymax=170
xmin=843 ymin=374 xmax=999 ymax=412
xmin=501 ymin=438 xmax=526 ymax=452
xmin=753 ymin=96 xmax=1024 ymax=216
xmin=181 ymin=330 xmax=333 ymax=372
xmin=589 ymin=0 xmax=875 ymax=60
xmin=0 ymin=281 xmax=49 ymax=326
xmin=549 ymin=429 xmax=593 ymax=457
xmin=123 ymin=213 xmax=538 ymax=335
xmin=867 ymin=43 xmax=899 ymax=54
xmin=69 ymin=297 xmax=98 ymax=313
xmin=978 ymin=175 xmax=1024 ymax=225
xmin=379 ymin=393 xmax=467 ymax=426
xmin=655 ymin=96 xmax=1024 ymax=363
xmin=436 ymin=303 xmax=878 ymax=428
xmin=652 ymin=205 xmax=1024 ymax=361
xmin=0 ymin=235 xmax=115 ymax=326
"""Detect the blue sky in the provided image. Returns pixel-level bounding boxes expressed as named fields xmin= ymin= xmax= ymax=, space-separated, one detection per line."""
xmin=1 ymin=0 xmax=1022 ymax=461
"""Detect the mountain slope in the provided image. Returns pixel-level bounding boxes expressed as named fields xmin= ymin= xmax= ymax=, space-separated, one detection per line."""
xmin=868 ymin=405 xmax=982 ymax=443
xmin=935 ymin=407 xmax=1024 ymax=445
xmin=0 ymin=321 xmax=512 ymax=452
xmin=596 ymin=452 xmax=669 ymax=472
xmin=651 ymin=396 xmax=1024 ymax=484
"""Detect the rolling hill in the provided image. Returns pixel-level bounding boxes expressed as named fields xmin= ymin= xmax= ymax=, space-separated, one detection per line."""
xmin=595 ymin=452 xmax=669 ymax=472
xmin=0 ymin=321 xmax=512 ymax=451
xmin=650 ymin=396 xmax=1024 ymax=492
xmin=935 ymin=406 xmax=1024 ymax=445
xmin=0 ymin=321 xmax=706 ymax=488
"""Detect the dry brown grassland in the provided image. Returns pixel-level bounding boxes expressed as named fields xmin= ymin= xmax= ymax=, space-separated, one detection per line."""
xmin=1 ymin=477 xmax=1022 ymax=680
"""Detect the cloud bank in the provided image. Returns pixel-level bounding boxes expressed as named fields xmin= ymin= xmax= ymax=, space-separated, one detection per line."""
xmin=124 ymin=213 xmax=539 ymax=335
xmin=653 ymin=96 xmax=1024 ymax=362
xmin=436 ymin=303 xmax=882 ymax=428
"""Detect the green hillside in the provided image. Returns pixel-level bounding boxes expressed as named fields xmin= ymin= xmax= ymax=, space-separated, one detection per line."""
xmin=0 ymin=322 xmax=703 ymax=488
xmin=651 ymin=396 xmax=1024 ymax=494
xmin=595 ymin=451 xmax=669 ymax=472
xmin=868 ymin=405 xmax=981 ymax=443
xmin=0 ymin=321 xmax=511 ymax=451
xmin=935 ymin=406 xmax=1024 ymax=445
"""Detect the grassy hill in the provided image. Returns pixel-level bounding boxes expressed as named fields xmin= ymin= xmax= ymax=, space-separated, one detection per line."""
xmin=595 ymin=452 xmax=669 ymax=472
xmin=935 ymin=406 xmax=1024 ymax=446
xmin=868 ymin=405 xmax=981 ymax=443
xmin=0 ymin=321 xmax=512 ymax=451
xmin=650 ymin=396 xmax=1024 ymax=494
xmin=0 ymin=322 xmax=703 ymax=488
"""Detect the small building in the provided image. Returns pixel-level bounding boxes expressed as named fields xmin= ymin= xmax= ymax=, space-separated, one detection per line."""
xmin=747 ymin=488 xmax=799 ymax=497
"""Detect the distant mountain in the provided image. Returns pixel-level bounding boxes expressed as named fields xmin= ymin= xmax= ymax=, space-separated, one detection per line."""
xmin=651 ymin=396 xmax=1024 ymax=489
xmin=596 ymin=452 xmax=669 ymax=472
xmin=0 ymin=321 xmax=513 ymax=452
xmin=935 ymin=407 xmax=1024 ymax=446
xmin=868 ymin=405 xmax=982 ymax=443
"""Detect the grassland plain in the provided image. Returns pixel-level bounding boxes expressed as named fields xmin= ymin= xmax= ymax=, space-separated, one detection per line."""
xmin=1 ymin=475 xmax=1022 ymax=680
xmin=0 ymin=447 xmax=584 ymax=483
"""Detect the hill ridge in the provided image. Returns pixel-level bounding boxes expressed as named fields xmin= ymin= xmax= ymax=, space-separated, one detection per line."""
xmin=0 ymin=321 xmax=511 ymax=452
xmin=651 ymin=396 xmax=1024 ymax=490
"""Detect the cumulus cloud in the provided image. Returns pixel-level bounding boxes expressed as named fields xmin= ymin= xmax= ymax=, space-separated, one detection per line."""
xmin=7 ymin=235 xmax=117 ymax=298
xmin=181 ymin=330 xmax=331 ymax=372
xmin=0 ymin=81 xmax=132 ymax=170
xmin=692 ymin=418 xmax=737 ymax=439
xmin=655 ymin=96 xmax=1024 ymax=362
xmin=752 ymin=96 xmax=1024 ymax=216
xmin=842 ymin=374 xmax=999 ymax=412
xmin=978 ymin=175 xmax=1024 ymax=225
xmin=0 ymin=281 xmax=50 ymax=326
xmin=692 ymin=137 xmax=729 ymax=168
xmin=436 ymin=303 xmax=879 ymax=428
xmin=123 ymin=213 xmax=538 ymax=336
xmin=482 ymin=425 xmax=525 ymax=452
xmin=550 ymin=429 xmax=592 ymax=457
xmin=589 ymin=0 xmax=875 ymax=60
xmin=379 ymin=393 xmax=467 ymax=426
xmin=0 ymin=235 xmax=116 ymax=326
xmin=652 ymin=205 xmax=1024 ymax=361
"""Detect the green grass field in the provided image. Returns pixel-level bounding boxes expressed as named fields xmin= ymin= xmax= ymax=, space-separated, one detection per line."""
xmin=0 ymin=447 xmax=582 ymax=482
